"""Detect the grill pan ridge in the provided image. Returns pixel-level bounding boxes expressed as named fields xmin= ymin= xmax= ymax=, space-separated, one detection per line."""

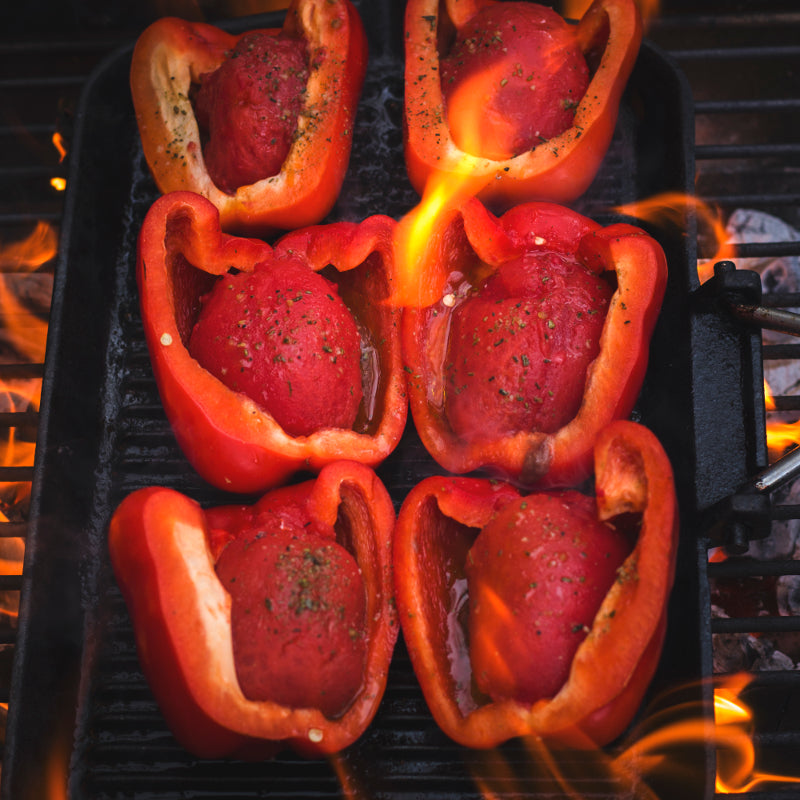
xmin=1 ymin=4 xmax=732 ymax=798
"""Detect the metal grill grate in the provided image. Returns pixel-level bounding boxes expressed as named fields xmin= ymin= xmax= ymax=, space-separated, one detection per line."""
xmin=649 ymin=7 xmax=800 ymax=798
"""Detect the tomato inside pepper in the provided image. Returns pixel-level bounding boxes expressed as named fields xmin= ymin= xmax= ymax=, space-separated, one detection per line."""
xmin=402 ymin=198 xmax=667 ymax=488
xmin=392 ymin=420 xmax=678 ymax=749
xmin=188 ymin=257 xmax=364 ymax=438
xmin=403 ymin=0 xmax=642 ymax=208
xmin=137 ymin=191 xmax=407 ymax=494
xmin=440 ymin=3 xmax=590 ymax=160
xmin=213 ymin=511 xmax=367 ymax=717
xmin=444 ymin=249 xmax=613 ymax=441
xmin=108 ymin=461 xmax=398 ymax=758
xmin=194 ymin=31 xmax=309 ymax=193
xmin=466 ymin=490 xmax=631 ymax=705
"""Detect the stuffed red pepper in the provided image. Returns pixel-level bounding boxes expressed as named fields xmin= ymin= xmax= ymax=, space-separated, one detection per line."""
xmin=393 ymin=420 xmax=678 ymax=749
xmin=130 ymin=0 xmax=367 ymax=235
xmin=137 ymin=191 xmax=407 ymax=493
xmin=108 ymin=460 xmax=398 ymax=758
xmin=403 ymin=0 xmax=642 ymax=208
xmin=402 ymin=197 xmax=667 ymax=488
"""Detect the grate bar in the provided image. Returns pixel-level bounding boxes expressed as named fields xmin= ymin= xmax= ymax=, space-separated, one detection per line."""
xmin=0 ymin=364 xmax=44 ymax=380
xmin=709 ymin=559 xmax=800 ymax=578
xmin=0 ymin=413 xmax=39 ymax=427
xmin=695 ymin=98 xmax=800 ymax=114
xmin=0 ymin=468 xmax=33 ymax=483
xmin=696 ymin=193 xmax=800 ymax=208
xmin=712 ymin=616 xmax=800 ymax=634
xmin=0 ymin=523 xmax=26 ymax=539
xmin=698 ymin=143 xmax=800 ymax=159
xmin=763 ymin=344 xmax=800 ymax=359
xmin=0 ymin=576 xmax=21 ymax=592
xmin=768 ymin=397 xmax=800 ymax=411
xmin=0 ymin=213 xmax=62 ymax=226
xmin=0 ymin=76 xmax=90 ymax=91
xmin=735 ymin=243 xmax=800 ymax=260
xmin=670 ymin=44 xmax=800 ymax=61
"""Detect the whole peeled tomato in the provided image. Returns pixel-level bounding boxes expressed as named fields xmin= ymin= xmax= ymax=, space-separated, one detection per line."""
xmin=445 ymin=250 xmax=612 ymax=442
xmin=194 ymin=32 xmax=309 ymax=193
xmin=214 ymin=513 xmax=367 ymax=717
xmin=188 ymin=258 xmax=364 ymax=438
xmin=440 ymin=2 xmax=590 ymax=160
xmin=465 ymin=490 xmax=631 ymax=704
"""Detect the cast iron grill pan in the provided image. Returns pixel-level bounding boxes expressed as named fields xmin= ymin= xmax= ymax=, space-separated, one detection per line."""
xmin=3 ymin=4 xmax=740 ymax=798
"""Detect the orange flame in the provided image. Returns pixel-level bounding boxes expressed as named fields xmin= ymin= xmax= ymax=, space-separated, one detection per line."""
xmin=0 ymin=221 xmax=57 ymax=272
xmin=611 ymin=674 xmax=800 ymax=795
xmin=0 ymin=222 xmax=56 ymax=365
xmin=445 ymin=61 xmax=518 ymax=162
xmin=452 ymin=674 xmax=800 ymax=798
xmin=763 ymin=378 xmax=800 ymax=458
xmin=393 ymin=66 xmax=511 ymax=307
xmin=764 ymin=379 xmax=776 ymax=411
xmin=0 ymin=224 xmax=55 ymax=647
xmin=613 ymin=192 xmax=734 ymax=283
xmin=51 ymin=132 xmax=67 ymax=163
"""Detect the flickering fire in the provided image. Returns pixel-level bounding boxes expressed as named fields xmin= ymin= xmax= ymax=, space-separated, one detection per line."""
xmin=395 ymin=24 xmax=548 ymax=307
xmin=393 ymin=162 xmax=488 ymax=306
xmin=461 ymin=674 xmax=798 ymax=798
xmin=0 ymin=223 xmax=55 ymax=628
xmin=616 ymin=674 xmax=800 ymax=794
xmin=763 ymin=378 xmax=800 ymax=458
xmin=613 ymin=192 xmax=734 ymax=283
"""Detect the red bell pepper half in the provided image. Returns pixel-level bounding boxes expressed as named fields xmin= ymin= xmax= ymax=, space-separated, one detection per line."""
xmin=402 ymin=197 xmax=667 ymax=488
xmin=403 ymin=0 xmax=642 ymax=208
xmin=137 ymin=191 xmax=407 ymax=493
xmin=108 ymin=460 xmax=398 ymax=758
xmin=130 ymin=0 xmax=367 ymax=235
xmin=393 ymin=420 xmax=678 ymax=749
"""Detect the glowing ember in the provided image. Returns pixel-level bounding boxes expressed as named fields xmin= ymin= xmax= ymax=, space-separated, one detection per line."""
xmin=50 ymin=177 xmax=66 ymax=192
xmin=51 ymin=132 xmax=67 ymax=163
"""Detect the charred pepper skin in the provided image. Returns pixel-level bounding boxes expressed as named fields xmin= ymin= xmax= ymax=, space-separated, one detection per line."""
xmin=393 ymin=420 xmax=678 ymax=749
xmin=403 ymin=0 xmax=642 ymax=208
xmin=401 ymin=197 xmax=667 ymax=489
xmin=137 ymin=191 xmax=407 ymax=494
xmin=130 ymin=0 xmax=367 ymax=236
xmin=108 ymin=461 xmax=398 ymax=759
